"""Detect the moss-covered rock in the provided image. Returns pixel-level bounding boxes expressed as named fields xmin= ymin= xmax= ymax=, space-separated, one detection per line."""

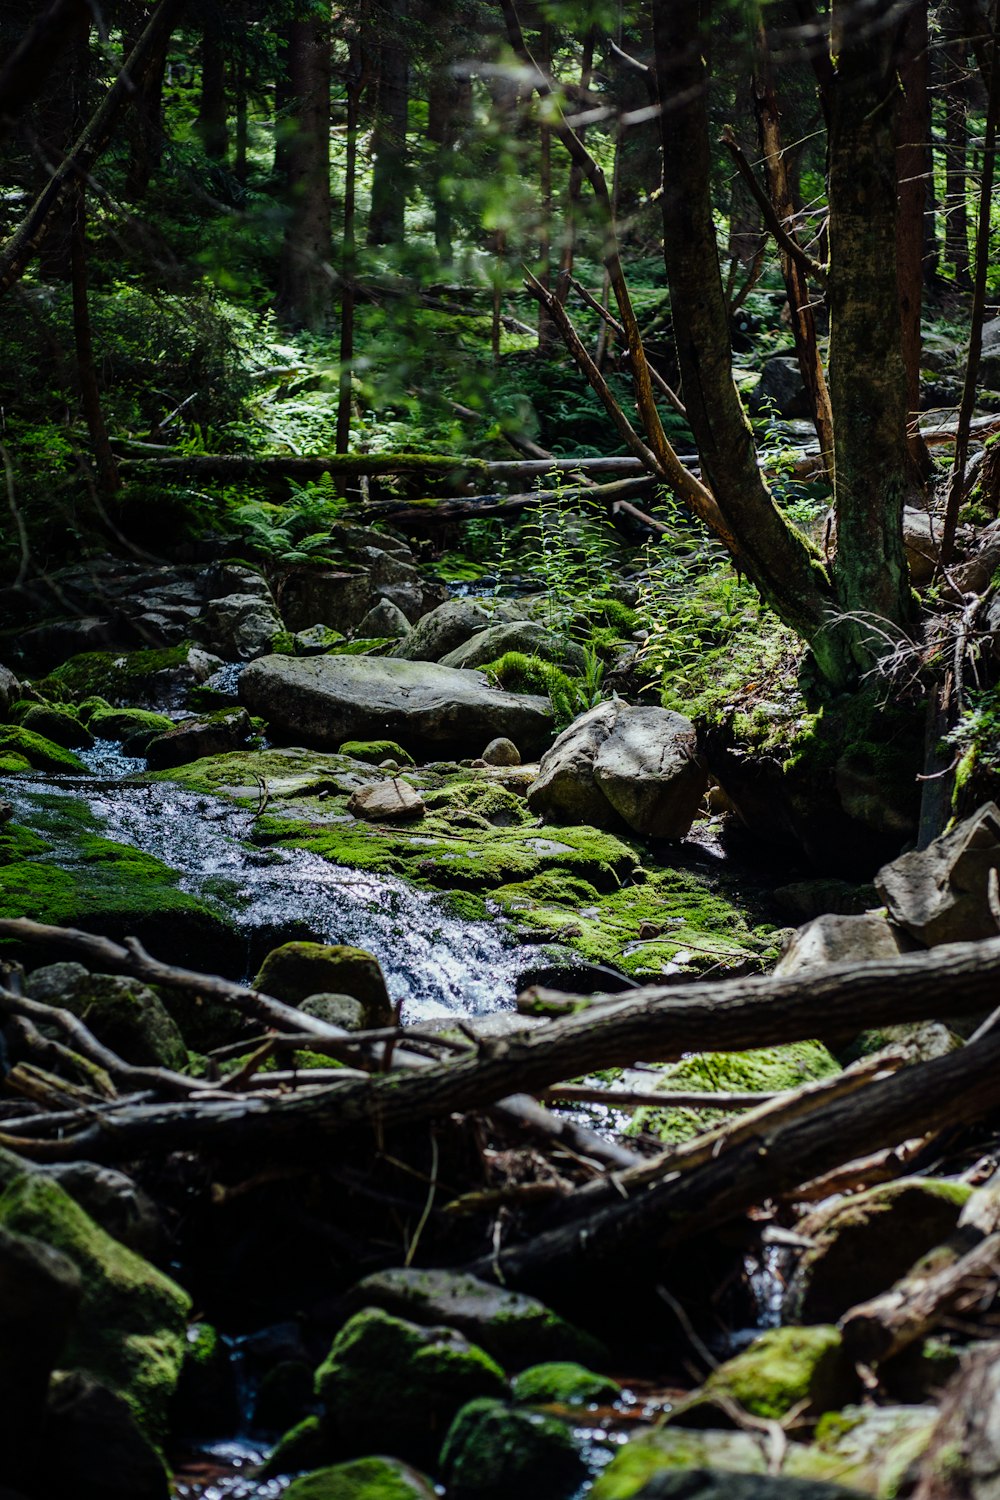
xmin=283 ymin=1457 xmax=437 ymax=1499
xmin=346 ymin=1268 xmax=606 ymax=1371
xmin=439 ymin=1397 xmax=585 ymax=1500
xmin=806 ymin=1403 xmax=937 ymax=1495
xmin=0 ymin=1171 xmax=190 ymax=1442
xmin=512 ymin=1361 xmax=620 ymax=1406
xmin=590 ymin=1427 xmax=770 ymax=1498
xmin=39 ymin=645 xmax=199 ymax=706
xmin=261 ymin=1413 xmax=327 ymax=1478
xmin=88 ymin=707 xmax=174 ymax=749
xmin=170 ymin=1321 xmax=241 ymax=1438
xmin=18 ymin=702 xmax=94 ymax=749
xmin=0 ymin=796 xmax=241 ymax=975
xmin=627 ymin=1043 xmax=839 ymax=1144
xmin=253 ymin=941 xmax=394 ymax=1027
xmin=786 ymin=1178 xmax=973 ymax=1325
xmin=252 ymin=1357 xmax=316 ymax=1436
xmin=339 ymin=739 xmax=415 ymax=766
xmin=0 ymin=724 xmax=87 ymax=772
xmin=314 ymin=1308 xmax=507 ymax=1468
xmin=669 ymin=1327 xmax=855 ymax=1427
xmin=26 ymin=964 xmax=187 ymax=1071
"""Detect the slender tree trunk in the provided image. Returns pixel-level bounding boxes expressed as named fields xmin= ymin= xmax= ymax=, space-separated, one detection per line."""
xmin=124 ymin=22 xmax=169 ymax=200
xmin=337 ymin=40 xmax=364 ymax=454
xmin=556 ymin=25 xmax=596 ymax=303
xmin=35 ymin=2 xmax=90 ymax=279
xmin=427 ymin=63 xmax=468 ymax=266
xmin=943 ymin=8 xmax=972 ymax=290
xmin=197 ymin=20 xmax=228 ymax=161
xmin=70 ymin=180 xmax=118 ymax=500
xmin=895 ymin=1 xmax=934 ymax=481
xmin=827 ymin=0 xmax=914 ymax=661
xmin=234 ymin=44 xmax=248 ymax=185
xmin=536 ymin=20 xmax=554 ymax=349
xmin=275 ymin=7 xmax=333 ymax=333
xmin=653 ymin=0 xmax=842 ymax=682
xmin=367 ymin=0 xmax=408 ymax=247
xmin=754 ymin=22 xmax=835 ymax=477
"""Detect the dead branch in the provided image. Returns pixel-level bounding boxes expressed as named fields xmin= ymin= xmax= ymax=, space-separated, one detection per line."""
xmin=720 ymin=127 xmax=826 ymax=283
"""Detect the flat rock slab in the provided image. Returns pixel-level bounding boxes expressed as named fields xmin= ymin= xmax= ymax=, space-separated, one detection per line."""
xmin=239 ymin=654 xmax=554 ymax=759
xmin=348 ymin=779 xmax=426 ymax=822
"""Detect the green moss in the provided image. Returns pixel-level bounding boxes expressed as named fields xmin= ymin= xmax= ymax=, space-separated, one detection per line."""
xmin=339 ymin=739 xmax=415 ymax=766
xmin=630 ymin=1042 xmax=839 ymax=1143
xmin=0 ymin=798 xmax=235 ymax=971
xmin=261 ymin=1415 xmax=328 ymax=1479
xmin=19 ymin=703 xmax=93 ymax=749
xmin=440 ymin=1397 xmax=584 ymax=1500
xmin=0 ymin=725 xmax=87 ymax=772
xmin=253 ymin=942 xmax=392 ymax=1025
xmin=511 ymin=1361 xmax=620 ymax=1406
xmin=0 ymin=1170 xmax=190 ymax=1441
xmin=56 ymin=973 xmax=188 ymax=1071
xmin=77 ymin=695 xmax=113 ymax=723
xmin=674 ymin=1326 xmax=853 ymax=1423
xmin=314 ymin=1308 xmax=507 ymax=1468
xmin=591 ymin=1428 xmax=769 ymax=1499
xmin=88 ymin=707 xmax=174 ymax=744
xmin=481 ymin=652 xmax=579 ymax=726
xmin=0 ymin=750 xmax=31 ymax=771
xmin=39 ymin=645 xmax=193 ymax=705
xmin=283 ymin=1457 xmax=436 ymax=1499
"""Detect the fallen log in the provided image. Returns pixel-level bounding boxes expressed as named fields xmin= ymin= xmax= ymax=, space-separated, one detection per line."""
xmin=359 ymin=474 xmax=659 ymax=526
xmin=839 ymin=1170 xmax=1000 ymax=1365
xmin=3 ymin=921 xmax=1000 ymax=1166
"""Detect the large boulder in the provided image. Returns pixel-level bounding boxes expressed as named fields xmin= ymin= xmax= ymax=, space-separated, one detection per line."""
xmin=877 ymin=803 xmax=1000 ymax=946
xmin=40 ymin=1372 xmax=169 ymax=1500
xmin=0 ymin=1224 xmax=81 ymax=1491
xmin=394 ymin=599 xmax=525 ymax=663
xmin=0 ymin=1162 xmax=191 ymax=1441
xmin=749 ymin=355 xmax=811 ymax=420
xmin=441 ymin=621 xmax=586 ymax=675
xmin=25 ymin=963 xmax=187 ymax=1071
xmin=667 ymin=1326 xmax=854 ymax=1427
xmin=283 ymin=1458 xmax=437 ymax=1499
xmin=346 ymin=1268 xmax=605 ymax=1370
xmin=440 ymin=1397 xmax=585 ymax=1500
xmin=144 ymin=707 xmax=253 ymax=770
xmin=277 ymin=536 xmax=425 ymax=633
xmin=773 ymin=912 xmax=913 ymax=977
xmin=253 ymin=941 xmax=394 ymax=1027
xmin=528 ymin=701 xmax=707 ymax=838
xmin=239 ymin=654 xmax=554 ymax=759
xmin=313 ymin=1307 xmax=507 ymax=1468
xmin=196 ymin=592 xmax=284 ymax=661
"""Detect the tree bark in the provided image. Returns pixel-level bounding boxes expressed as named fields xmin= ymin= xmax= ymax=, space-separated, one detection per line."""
xmin=367 ymin=0 xmax=409 ymax=246
xmin=0 ymin=0 xmax=90 ymax=146
xmin=943 ymin=7 xmax=973 ymax=290
xmin=894 ymin=1 xmax=935 ymax=482
xmin=70 ymin=179 xmax=119 ymax=500
xmin=196 ymin=17 xmax=228 ymax=161
xmin=275 ymin=6 xmax=333 ymax=332
xmin=827 ymin=0 xmax=914 ymax=666
xmin=653 ymin=0 xmax=844 ymax=684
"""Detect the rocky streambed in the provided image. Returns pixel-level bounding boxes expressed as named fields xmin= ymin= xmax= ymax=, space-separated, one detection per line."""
xmin=3 ymin=538 xmax=1000 ymax=1500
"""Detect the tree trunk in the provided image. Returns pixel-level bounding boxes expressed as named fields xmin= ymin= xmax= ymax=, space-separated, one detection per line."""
xmin=234 ymin=43 xmax=248 ymax=185
xmin=367 ymin=0 xmax=408 ymax=247
xmin=753 ymin=22 xmax=835 ymax=477
xmin=196 ymin=19 xmax=228 ymax=161
xmin=427 ymin=62 xmax=468 ymax=265
xmin=275 ymin=7 xmax=333 ymax=333
xmin=653 ymin=0 xmax=843 ymax=685
xmin=124 ymin=20 xmax=169 ymax=199
xmin=337 ymin=37 xmax=364 ymax=454
xmin=827 ymin=0 xmax=914 ymax=665
xmin=943 ymin=8 xmax=973 ymax=290
xmin=894 ymin=1 xmax=934 ymax=481
xmin=70 ymin=179 xmax=118 ymax=500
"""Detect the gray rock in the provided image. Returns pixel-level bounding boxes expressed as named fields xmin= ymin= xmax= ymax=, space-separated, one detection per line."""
xmin=528 ymin=701 xmax=707 ymax=838
xmin=278 ymin=546 xmax=425 ymax=633
xmin=526 ymin=701 xmax=622 ymax=826
xmin=37 ymin=1163 xmax=162 ymax=1258
xmin=145 ymin=707 xmax=253 ymax=770
xmin=197 ymin=592 xmax=284 ymax=662
xmin=239 ymin=654 xmax=554 ymax=759
xmin=749 ymin=354 xmax=811 ymax=420
xmin=0 ymin=663 xmax=20 ymax=719
xmin=903 ymin=506 xmax=941 ymax=585
xmin=347 ymin=778 xmax=426 ymax=822
xmin=977 ymin=316 xmax=1000 ymax=388
xmin=292 ymin=624 xmax=345 ymax=655
xmin=357 ymin=597 xmax=412 ymax=637
xmin=441 ymin=620 xmax=586 ymax=674
xmin=592 ymin=705 xmax=708 ymax=838
xmin=394 ymin=599 xmax=526 ymax=663
xmin=41 ymin=1372 xmax=169 ymax=1500
xmin=0 ymin=1225 xmax=81 ymax=1491
xmin=346 ymin=1267 xmax=605 ymax=1369
xmin=773 ymin=912 xmax=913 ymax=977
xmin=205 ymin=561 xmax=272 ymax=599
xmin=876 ymin=803 xmax=1000 ymax=946
xmin=26 ymin=965 xmax=188 ymax=1072
xmin=622 ymin=1475 xmax=862 ymax=1499
xmin=300 ymin=993 xmax=367 ymax=1030
xmin=482 ymin=736 xmax=521 ymax=766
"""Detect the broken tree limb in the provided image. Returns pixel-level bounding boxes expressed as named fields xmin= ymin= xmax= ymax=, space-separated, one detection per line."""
xmin=360 ymin=474 xmax=659 ymax=526
xmin=839 ymin=1169 xmax=1000 ymax=1365
xmin=464 ymin=1028 xmax=1000 ymax=1296
xmin=3 ymin=928 xmax=1000 ymax=1166
xmin=720 ymin=126 xmax=826 ymax=284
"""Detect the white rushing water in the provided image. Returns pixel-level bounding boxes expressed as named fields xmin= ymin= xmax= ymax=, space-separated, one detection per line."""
xmin=4 ymin=761 xmax=529 ymax=1022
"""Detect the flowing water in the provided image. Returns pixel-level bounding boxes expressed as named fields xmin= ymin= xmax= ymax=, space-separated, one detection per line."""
xmin=3 ymin=748 xmax=528 ymax=1022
